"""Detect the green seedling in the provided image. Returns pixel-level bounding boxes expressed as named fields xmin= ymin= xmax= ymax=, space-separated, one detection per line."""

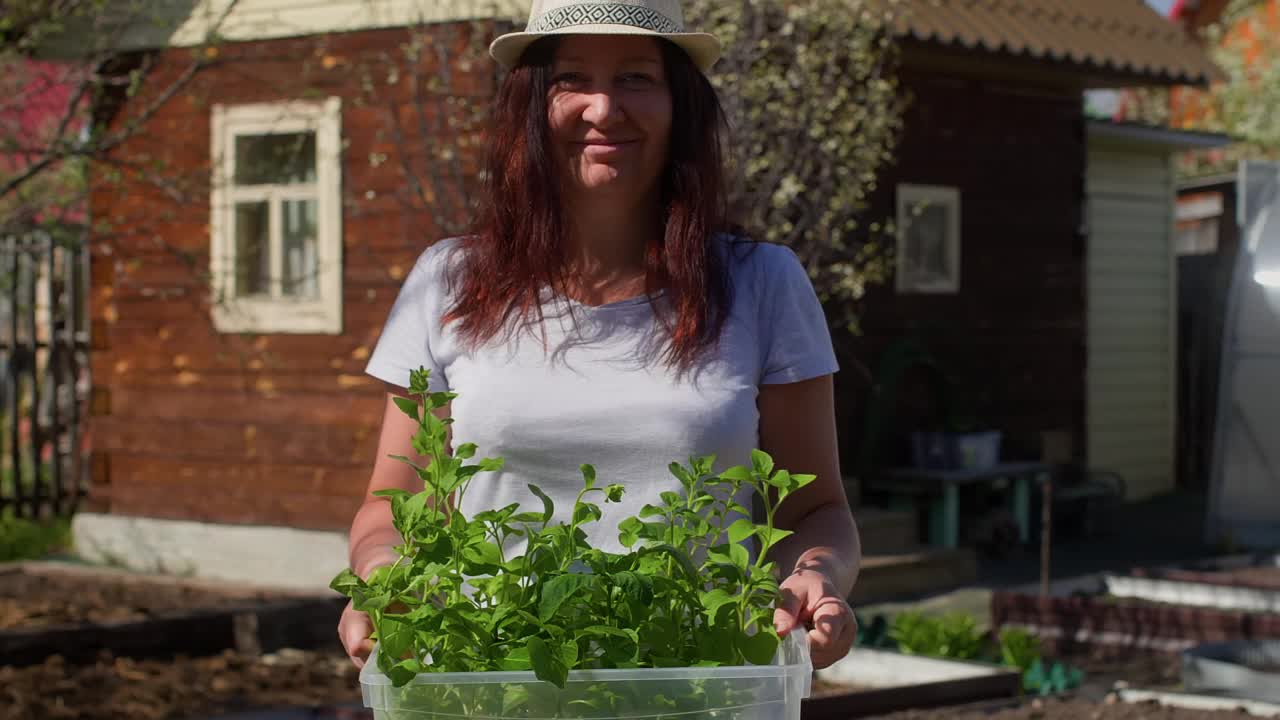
xmin=331 ymin=367 xmax=815 ymax=706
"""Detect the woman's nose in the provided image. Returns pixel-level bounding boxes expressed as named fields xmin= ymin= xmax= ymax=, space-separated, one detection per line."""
xmin=581 ymin=89 xmax=623 ymax=128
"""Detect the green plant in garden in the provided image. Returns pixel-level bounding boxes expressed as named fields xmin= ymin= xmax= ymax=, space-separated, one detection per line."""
xmin=331 ymin=367 xmax=815 ymax=695
xmin=686 ymin=0 xmax=905 ymax=335
xmin=879 ymin=612 xmax=1084 ymax=698
xmin=888 ymin=611 xmax=984 ymax=661
xmin=997 ymin=627 xmax=1042 ymax=674
xmin=0 ymin=508 xmax=71 ymax=562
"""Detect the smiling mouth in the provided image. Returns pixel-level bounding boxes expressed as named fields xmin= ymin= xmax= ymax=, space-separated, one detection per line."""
xmin=576 ymin=140 xmax=639 ymax=148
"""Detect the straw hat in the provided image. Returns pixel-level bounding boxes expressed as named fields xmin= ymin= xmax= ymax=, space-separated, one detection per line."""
xmin=489 ymin=0 xmax=721 ymax=73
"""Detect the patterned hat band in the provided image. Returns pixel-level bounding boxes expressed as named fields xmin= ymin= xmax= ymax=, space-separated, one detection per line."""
xmin=489 ymin=0 xmax=721 ymax=72
xmin=527 ymin=3 xmax=682 ymax=34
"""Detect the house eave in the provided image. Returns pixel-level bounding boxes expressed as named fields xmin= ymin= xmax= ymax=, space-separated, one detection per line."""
xmin=1087 ymin=120 xmax=1235 ymax=151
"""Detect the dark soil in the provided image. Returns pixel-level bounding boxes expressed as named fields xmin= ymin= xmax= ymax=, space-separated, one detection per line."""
xmin=1065 ymin=647 xmax=1183 ymax=692
xmin=0 ymin=649 xmax=360 ymax=720
xmin=881 ymin=695 xmax=1263 ymax=719
xmin=0 ymin=569 xmax=284 ymax=630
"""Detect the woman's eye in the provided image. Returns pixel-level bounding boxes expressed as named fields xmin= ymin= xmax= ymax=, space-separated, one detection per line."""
xmin=620 ymin=73 xmax=656 ymax=86
xmin=554 ymin=72 xmax=588 ymax=87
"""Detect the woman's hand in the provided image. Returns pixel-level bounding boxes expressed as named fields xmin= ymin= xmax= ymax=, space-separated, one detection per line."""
xmin=339 ymin=600 xmax=376 ymax=669
xmin=337 ymin=541 xmax=401 ymax=670
xmin=774 ymin=568 xmax=857 ymax=669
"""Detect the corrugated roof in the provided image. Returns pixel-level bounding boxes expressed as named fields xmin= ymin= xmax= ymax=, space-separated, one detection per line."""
xmin=894 ymin=0 xmax=1225 ymax=85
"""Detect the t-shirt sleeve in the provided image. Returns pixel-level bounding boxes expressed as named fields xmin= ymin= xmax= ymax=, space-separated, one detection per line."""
xmin=364 ymin=245 xmax=451 ymax=393
xmin=760 ymin=245 xmax=840 ymax=385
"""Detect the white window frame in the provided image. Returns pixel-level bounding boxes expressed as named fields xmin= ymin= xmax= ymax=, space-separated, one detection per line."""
xmin=895 ymin=183 xmax=962 ymax=294
xmin=210 ymin=97 xmax=343 ymax=334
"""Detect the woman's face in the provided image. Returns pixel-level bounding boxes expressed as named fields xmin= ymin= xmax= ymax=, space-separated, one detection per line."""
xmin=547 ymin=35 xmax=673 ymax=201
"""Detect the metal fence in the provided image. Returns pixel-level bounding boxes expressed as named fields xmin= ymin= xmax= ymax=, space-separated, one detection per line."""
xmin=0 ymin=228 xmax=91 ymax=518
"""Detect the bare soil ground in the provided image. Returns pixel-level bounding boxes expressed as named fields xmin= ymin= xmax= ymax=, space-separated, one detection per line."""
xmin=0 ymin=567 xmax=285 ymax=630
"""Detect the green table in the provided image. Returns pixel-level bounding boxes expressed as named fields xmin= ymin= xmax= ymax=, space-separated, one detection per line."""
xmin=866 ymin=462 xmax=1054 ymax=549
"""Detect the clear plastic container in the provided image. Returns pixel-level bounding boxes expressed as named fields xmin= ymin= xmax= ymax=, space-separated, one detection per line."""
xmin=360 ymin=631 xmax=813 ymax=719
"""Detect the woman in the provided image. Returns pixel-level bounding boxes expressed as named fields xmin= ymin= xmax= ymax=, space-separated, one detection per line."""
xmin=339 ymin=0 xmax=862 ymax=671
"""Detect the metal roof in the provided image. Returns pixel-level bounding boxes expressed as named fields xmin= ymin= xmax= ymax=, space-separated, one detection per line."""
xmin=894 ymin=0 xmax=1225 ymax=85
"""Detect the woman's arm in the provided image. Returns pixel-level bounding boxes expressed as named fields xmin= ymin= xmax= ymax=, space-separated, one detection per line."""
xmin=758 ymin=374 xmax=861 ymax=668
xmin=340 ymin=383 xmax=451 ymax=667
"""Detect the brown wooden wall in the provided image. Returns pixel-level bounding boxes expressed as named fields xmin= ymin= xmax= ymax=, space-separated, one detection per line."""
xmin=835 ymin=68 xmax=1088 ymax=473
xmin=87 ymin=23 xmax=499 ymax=530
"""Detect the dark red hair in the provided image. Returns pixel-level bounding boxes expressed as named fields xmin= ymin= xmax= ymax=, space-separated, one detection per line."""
xmin=442 ymin=36 xmax=733 ymax=370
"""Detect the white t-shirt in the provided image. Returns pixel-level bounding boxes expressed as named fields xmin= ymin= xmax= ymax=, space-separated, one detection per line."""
xmin=365 ymin=236 xmax=839 ymax=557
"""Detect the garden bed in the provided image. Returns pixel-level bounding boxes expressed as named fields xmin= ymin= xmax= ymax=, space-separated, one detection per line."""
xmin=0 ymin=562 xmax=346 ymax=666
xmin=803 ymin=647 xmax=1022 ymax=719
xmin=1105 ymin=554 xmax=1280 ymax=614
xmin=990 ymin=589 xmax=1280 ymax=656
xmin=0 ymin=648 xmax=360 ymax=720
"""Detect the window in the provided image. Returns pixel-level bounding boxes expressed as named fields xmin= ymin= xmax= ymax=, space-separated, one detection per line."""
xmin=210 ymin=97 xmax=342 ymax=334
xmin=1175 ymin=191 xmax=1223 ymax=256
xmin=896 ymin=184 xmax=961 ymax=294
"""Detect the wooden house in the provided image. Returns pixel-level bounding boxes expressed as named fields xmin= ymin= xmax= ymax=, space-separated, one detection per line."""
xmin=57 ymin=1 xmax=1221 ymax=589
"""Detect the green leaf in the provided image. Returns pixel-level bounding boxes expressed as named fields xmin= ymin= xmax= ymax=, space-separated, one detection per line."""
xmin=726 ymin=518 xmax=758 ymax=544
xmin=329 ymin=567 xmax=366 ymax=596
xmin=408 ymin=367 xmax=431 ymax=394
xmin=352 ymin=590 xmax=392 ymax=613
xmin=581 ymin=464 xmax=596 ymax=489
xmin=644 ymin=544 xmax=701 ymax=581
xmin=767 ymin=469 xmax=792 ymax=490
xmin=462 ymin=538 xmax=503 ymax=569
xmin=709 ymin=542 xmax=750 ymax=568
xmin=572 ymin=501 xmax=602 ymax=526
xmin=719 ymin=466 xmax=752 ymax=482
xmin=375 ymin=615 xmax=415 ymax=664
xmin=385 ymin=657 xmax=425 ymax=687
xmin=454 ymin=442 xmax=477 ymax=459
xmin=604 ymin=484 xmax=625 ymax=502
xmin=479 ymin=457 xmax=505 ymax=472
xmin=612 ymin=571 xmax=654 ymax=605
xmin=691 ymin=455 xmax=716 ymax=477
xmin=499 ymin=645 xmax=535 ymax=666
xmin=527 ymin=483 xmax=554 ymax=523
xmin=365 ymin=563 xmax=407 ymax=587
xmin=392 ymin=396 xmax=420 ymax=420
xmin=737 ymin=630 xmax=780 ymax=665
xmin=393 ymin=491 xmax=430 ymax=532
xmin=659 ymin=491 xmax=683 ymax=508
xmin=618 ymin=517 xmax=642 ymax=548
xmin=639 ymin=503 xmax=666 ymax=519
xmin=528 ymin=636 xmax=569 ymax=688
xmin=751 ymin=449 xmax=775 ymax=477
xmin=668 ymin=462 xmax=694 ymax=486
xmin=538 ymin=573 xmax=596 ymax=621
xmin=785 ymin=473 xmax=818 ymax=497
xmin=428 ymin=391 xmax=456 ymax=408
xmin=700 ymin=588 xmax=738 ymax=616
xmin=371 ymin=488 xmax=412 ymax=501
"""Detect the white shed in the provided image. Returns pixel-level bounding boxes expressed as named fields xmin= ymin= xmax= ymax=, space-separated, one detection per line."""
xmin=1085 ymin=121 xmax=1230 ymax=500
